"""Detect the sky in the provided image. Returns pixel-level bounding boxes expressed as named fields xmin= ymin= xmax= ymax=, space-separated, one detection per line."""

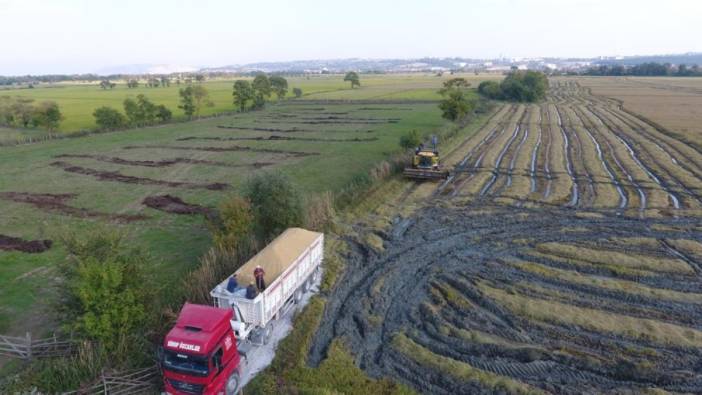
xmin=0 ymin=0 xmax=700 ymax=75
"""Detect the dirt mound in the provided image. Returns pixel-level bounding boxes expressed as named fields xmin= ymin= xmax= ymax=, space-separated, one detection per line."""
xmin=123 ymin=145 xmax=318 ymax=157
xmin=50 ymin=161 xmax=229 ymax=191
xmin=142 ymin=195 xmax=213 ymax=215
xmin=217 ymin=126 xmax=316 ymax=133
xmin=0 ymin=191 xmax=146 ymax=222
xmin=53 ymin=154 xmax=268 ymax=168
xmin=0 ymin=234 xmax=52 ymax=253
xmin=176 ymin=136 xmax=378 ymax=143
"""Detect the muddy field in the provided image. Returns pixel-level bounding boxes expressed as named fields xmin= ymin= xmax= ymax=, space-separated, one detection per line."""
xmin=312 ymin=82 xmax=702 ymax=394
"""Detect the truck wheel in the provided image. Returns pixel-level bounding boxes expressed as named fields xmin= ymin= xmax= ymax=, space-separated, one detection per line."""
xmin=225 ymin=372 xmax=240 ymax=395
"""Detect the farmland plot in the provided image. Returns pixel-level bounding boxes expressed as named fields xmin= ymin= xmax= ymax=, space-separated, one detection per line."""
xmin=308 ymin=79 xmax=702 ymax=394
xmin=0 ymin=100 xmax=445 ymax=335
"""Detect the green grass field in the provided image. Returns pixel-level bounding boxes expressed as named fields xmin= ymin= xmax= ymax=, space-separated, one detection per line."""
xmin=0 ymin=75 xmax=466 ymax=335
xmin=0 ymin=73 xmax=499 ymax=133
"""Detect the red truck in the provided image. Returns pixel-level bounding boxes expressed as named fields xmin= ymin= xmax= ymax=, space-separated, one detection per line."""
xmin=160 ymin=228 xmax=324 ymax=394
xmin=161 ymin=303 xmax=241 ymax=395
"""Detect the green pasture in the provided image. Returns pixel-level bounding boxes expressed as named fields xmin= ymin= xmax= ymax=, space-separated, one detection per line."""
xmin=0 ymin=73 xmax=499 ymax=132
xmin=0 ymin=97 xmax=447 ymax=334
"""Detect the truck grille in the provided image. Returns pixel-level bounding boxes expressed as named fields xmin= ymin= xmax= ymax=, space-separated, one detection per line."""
xmin=168 ymin=379 xmax=204 ymax=395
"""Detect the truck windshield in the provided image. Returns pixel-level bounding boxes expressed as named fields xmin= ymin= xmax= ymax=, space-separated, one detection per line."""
xmin=163 ymin=349 xmax=209 ymax=377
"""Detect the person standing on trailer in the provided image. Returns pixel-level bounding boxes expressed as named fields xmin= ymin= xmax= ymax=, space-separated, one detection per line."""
xmin=254 ymin=265 xmax=266 ymax=291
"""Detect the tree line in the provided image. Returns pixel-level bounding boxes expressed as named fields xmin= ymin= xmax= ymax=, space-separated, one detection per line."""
xmin=478 ymin=71 xmax=548 ymax=102
xmin=583 ymin=62 xmax=702 ymax=77
xmin=0 ymin=96 xmax=64 ymax=131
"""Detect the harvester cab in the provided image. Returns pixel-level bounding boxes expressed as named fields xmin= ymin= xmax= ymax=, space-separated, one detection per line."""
xmin=403 ymin=135 xmax=450 ymax=180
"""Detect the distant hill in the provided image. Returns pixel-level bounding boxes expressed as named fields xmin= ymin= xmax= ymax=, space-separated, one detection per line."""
xmin=595 ymin=53 xmax=702 ymax=66
xmin=95 ymin=64 xmax=198 ymax=75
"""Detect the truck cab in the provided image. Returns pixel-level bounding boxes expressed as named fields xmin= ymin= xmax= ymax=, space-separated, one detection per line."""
xmin=161 ymin=303 xmax=241 ymax=395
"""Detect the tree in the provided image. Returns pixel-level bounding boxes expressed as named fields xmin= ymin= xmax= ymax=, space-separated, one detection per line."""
xmin=399 ymin=130 xmax=422 ymax=149
xmin=210 ymin=196 xmax=254 ymax=251
xmin=147 ymin=78 xmax=160 ymax=88
xmin=292 ymin=87 xmax=303 ymax=98
xmin=155 ymin=104 xmax=172 ymax=122
xmin=33 ymin=101 xmax=64 ymax=132
xmin=269 ymin=76 xmax=289 ymax=100
xmin=233 ymin=80 xmax=254 ymax=112
xmin=160 ymin=76 xmax=170 ymax=87
xmin=243 ymin=172 xmax=304 ymax=240
xmin=440 ymin=78 xmax=471 ymax=93
xmin=344 ymin=71 xmax=360 ymax=88
xmin=56 ymin=230 xmax=151 ymax=360
xmin=179 ymin=85 xmax=213 ymax=119
xmin=10 ymin=98 xmax=35 ymax=127
xmin=439 ymin=89 xmax=475 ymax=121
xmin=478 ymin=81 xmax=502 ymax=99
xmin=251 ymin=74 xmax=272 ymax=109
xmin=123 ymin=94 xmax=158 ymax=126
xmin=99 ymin=79 xmax=115 ymax=89
xmin=93 ymin=106 xmax=127 ymax=131
xmin=127 ymin=79 xmax=139 ymax=88
xmin=195 ymin=74 xmax=205 ymax=83
xmin=123 ymin=98 xmax=140 ymax=126
xmin=477 ymin=71 xmax=548 ymax=102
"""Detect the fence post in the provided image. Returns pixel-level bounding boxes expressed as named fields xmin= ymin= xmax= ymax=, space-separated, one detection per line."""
xmin=25 ymin=332 xmax=32 ymax=360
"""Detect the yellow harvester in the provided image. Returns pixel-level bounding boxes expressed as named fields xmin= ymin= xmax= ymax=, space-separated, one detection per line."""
xmin=403 ymin=147 xmax=450 ymax=180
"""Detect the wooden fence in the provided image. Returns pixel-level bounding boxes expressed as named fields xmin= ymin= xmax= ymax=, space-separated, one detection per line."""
xmin=0 ymin=333 xmax=76 ymax=360
xmin=63 ymin=366 xmax=159 ymax=395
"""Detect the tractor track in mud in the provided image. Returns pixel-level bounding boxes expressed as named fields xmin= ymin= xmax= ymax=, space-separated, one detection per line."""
xmin=311 ymin=204 xmax=702 ymax=394
xmin=311 ymin=82 xmax=702 ymax=394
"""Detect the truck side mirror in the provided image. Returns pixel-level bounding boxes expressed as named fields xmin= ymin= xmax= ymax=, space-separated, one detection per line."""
xmin=156 ymin=346 xmax=164 ymax=366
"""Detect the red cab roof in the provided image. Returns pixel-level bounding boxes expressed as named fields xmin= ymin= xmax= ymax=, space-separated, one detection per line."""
xmin=164 ymin=303 xmax=233 ymax=356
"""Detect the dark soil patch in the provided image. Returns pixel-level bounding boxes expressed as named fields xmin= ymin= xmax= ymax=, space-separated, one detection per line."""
xmin=176 ymin=135 xmax=378 ymax=143
xmin=142 ymin=195 xmax=213 ymax=216
xmin=217 ymin=125 xmax=316 ymax=133
xmin=258 ymin=119 xmax=398 ymax=125
xmin=299 ymin=116 xmax=401 ymax=121
xmin=0 ymin=234 xmax=52 ymax=253
xmin=357 ymin=107 xmax=413 ymax=111
xmin=53 ymin=154 xmax=272 ymax=169
xmin=50 ymin=161 xmax=229 ymax=191
xmin=0 ymin=191 xmax=147 ymax=222
xmin=123 ymin=145 xmax=318 ymax=157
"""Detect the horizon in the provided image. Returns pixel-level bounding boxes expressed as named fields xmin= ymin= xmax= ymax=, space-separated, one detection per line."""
xmin=1 ymin=0 xmax=700 ymax=75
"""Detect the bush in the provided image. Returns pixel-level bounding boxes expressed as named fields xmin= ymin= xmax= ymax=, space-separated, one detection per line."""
xmin=478 ymin=71 xmax=548 ymax=102
xmin=210 ymin=196 xmax=254 ymax=251
xmin=243 ymin=172 xmax=304 ymax=240
xmin=93 ymin=106 xmax=127 ymax=131
xmin=438 ymin=89 xmax=476 ymax=121
xmin=399 ymin=129 xmax=422 ymax=149
xmin=56 ymin=229 xmax=152 ymax=363
xmin=478 ymin=81 xmax=502 ymax=99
